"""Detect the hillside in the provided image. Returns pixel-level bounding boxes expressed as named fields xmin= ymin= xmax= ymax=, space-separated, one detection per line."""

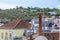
xmin=0 ymin=7 xmax=60 ymax=21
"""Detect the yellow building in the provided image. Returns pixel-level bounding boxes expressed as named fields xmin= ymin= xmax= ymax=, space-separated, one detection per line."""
xmin=0 ymin=20 xmax=31 ymax=40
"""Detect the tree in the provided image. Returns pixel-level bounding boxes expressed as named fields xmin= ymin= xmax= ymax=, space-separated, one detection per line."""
xmin=19 ymin=6 xmax=23 ymax=9
xmin=27 ymin=7 xmax=31 ymax=11
xmin=16 ymin=6 xmax=19 ymax=9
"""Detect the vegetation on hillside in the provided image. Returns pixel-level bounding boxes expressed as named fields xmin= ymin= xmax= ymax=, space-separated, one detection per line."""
xmin=0 ymin=6 xmax=60 ymax=21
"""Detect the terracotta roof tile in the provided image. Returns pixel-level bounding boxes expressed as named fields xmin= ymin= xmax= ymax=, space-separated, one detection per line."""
xmin=0 ymin=19 xmax=31 ymax=29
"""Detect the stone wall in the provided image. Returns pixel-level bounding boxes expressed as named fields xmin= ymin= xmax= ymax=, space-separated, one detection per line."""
xmin=26 ymin=33 xmax=59 ymax=40
xmin=39 ymin=33 xmax=59 ymax=40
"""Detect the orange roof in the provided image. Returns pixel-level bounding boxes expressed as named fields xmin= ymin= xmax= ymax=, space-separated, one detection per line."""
xmin=0 ymin=19 xmax=31 ymax=29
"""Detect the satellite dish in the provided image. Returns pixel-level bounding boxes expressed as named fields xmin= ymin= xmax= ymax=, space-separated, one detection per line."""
xmin=34 ymin=36 xmax=48 ymax=40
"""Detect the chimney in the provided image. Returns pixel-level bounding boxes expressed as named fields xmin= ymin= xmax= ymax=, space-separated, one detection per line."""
xmin=37 ymin=9 xmax=44 ymax=35
xmin=39 ymin=13 xmax=42 ymax=35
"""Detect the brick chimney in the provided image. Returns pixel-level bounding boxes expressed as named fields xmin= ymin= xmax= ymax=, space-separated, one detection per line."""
xmin=39 ymin=13 xmax=42 ymax=35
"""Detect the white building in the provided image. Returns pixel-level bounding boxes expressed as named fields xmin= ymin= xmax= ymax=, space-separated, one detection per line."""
xmin=31 ymin=18 xmax=54 ymax=33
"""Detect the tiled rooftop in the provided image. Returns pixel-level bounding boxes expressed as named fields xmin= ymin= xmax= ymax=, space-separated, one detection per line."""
xmin=0 ymin=19 xmax=31 ymax=29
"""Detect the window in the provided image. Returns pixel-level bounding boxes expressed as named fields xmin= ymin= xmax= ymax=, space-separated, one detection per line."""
xmin=9 ymin=33 xmax=12 ymax=39
xmin=14 ymin=37 xmax=22 ymax=40
xmin=5 ymin=32 xmax=8 ymax=40
xmin=34 ymin=21 xmax=39 ymax=24
xmin=1 ymin=33 xmax=3 ymax=39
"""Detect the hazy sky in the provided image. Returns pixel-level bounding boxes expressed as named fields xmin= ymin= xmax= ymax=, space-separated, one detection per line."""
xmin=0 ymin=0 xmax=60 ymax=9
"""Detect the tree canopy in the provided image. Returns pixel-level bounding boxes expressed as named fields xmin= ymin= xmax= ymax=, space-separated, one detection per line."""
xmin=0 ymin=6 xmax=60 ymax=21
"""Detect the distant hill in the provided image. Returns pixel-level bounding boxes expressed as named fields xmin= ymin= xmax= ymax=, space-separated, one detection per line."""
xmin=0 ymin=6 xmax=60 ymax=21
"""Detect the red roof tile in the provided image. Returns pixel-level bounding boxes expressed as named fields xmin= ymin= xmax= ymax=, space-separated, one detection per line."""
xmin=0 ymin=19 xmax=31 ymax=29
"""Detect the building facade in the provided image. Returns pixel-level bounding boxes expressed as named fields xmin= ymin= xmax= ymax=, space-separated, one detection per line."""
xmin=0 ymin=20 xmax=31 ymax=40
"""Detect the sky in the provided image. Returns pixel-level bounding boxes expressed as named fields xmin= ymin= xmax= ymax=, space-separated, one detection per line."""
xmin=0 ymin=0 xmax=60 ymax=9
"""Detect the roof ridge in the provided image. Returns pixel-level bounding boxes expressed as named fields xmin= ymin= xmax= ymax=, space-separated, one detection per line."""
xmin=0 ymin=19 xmax=31 ymax=29
xmin=13 ymin=19 xmax=21 ymax=29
